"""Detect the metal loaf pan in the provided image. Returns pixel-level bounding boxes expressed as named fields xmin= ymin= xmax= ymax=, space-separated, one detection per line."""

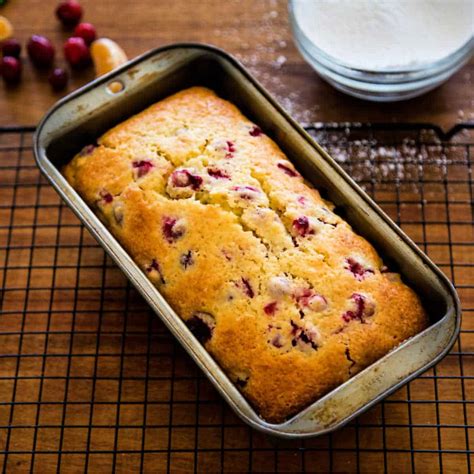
xmin=34 ymin=44 xmax=461 ymax=438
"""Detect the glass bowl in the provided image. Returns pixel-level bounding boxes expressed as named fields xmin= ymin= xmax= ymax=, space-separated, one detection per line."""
xmin=288 ymin=0 xmax=474 ymax=102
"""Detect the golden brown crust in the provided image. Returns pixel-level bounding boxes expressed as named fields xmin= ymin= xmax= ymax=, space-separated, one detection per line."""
xmin=63 ymin=87 xmax=428 ymax=423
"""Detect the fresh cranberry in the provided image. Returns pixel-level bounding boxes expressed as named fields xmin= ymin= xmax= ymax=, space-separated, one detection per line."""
xmin=292 ymin=216 xmax=314 ymax=237
xmin=264 ymin=302 xmax=277 ymax=315
xmin=27 ymin=35 xmax=55 ymax=68
xmin=342 ymin=294 xmax=365 ymax=322
xmin=277 ymin=162 xmax=298 ymax=177
xmin=241 ymin=278 xmax=254 ymax=298
xmin=232 ymin=185 xmax=259 ymax=192
xmin=225 ymin=140 xmax=235 ymax=158
xmin=146 ymin=258 xmax=165 ymax=284
xmin=235 ymin=376 xmax=249 ymax=388
xmin=297 ymin=196 xmax=307 ymax=206
xmin=48 ymin=68 xmax=69 ymax=91
xmin=298 ymin=330 xmax=318 ymax=349
xmin=1 ymin=56 xmax=22 ymax=84
xmin=295 ymin=289 xmax=327 ymax=312
xmin=73 ymin=22 xmax=97 ymax=45
xmin=162 ymin=217 xmax=185 ymax=242
xmin=211 ymin=139 xmax=236 ymax=158
xmin=132 ymin=160 xmax=154 ymax=178
xmin=79 ymin=144 xmax=96 ymax=156
xmin=232 ymin=185 xmax=260 ymax=200
xmin=342 ymin=293 xmax=375 ymax=323
xmin=171 ymin=169 xmax=203 ymax=190
xmin=146 ymin=259 xmax=160 ymax=273
xmin=2 ymin=39 xmax=21 ymax=58
xmin=344 ymin=258 xmax=374 ymax=281
xmin=271 ymin=334 xmax=284 ymax=348
xmin=290 ymin=320 xmax=319 ymax=350
xmin=297 ymin=331 xmax=314 ymax=348
xmin=186 ymin=312 xmax=215 ymax=344
xmin=99 ymin=190 xmax=113 ymax=204
xmin=290 ymin=320 xmax=300 ymax=336
xmin=207 ymin=168 xmax=230 ymax=179
xmin=290 ymin=322 xmax=301 ymax=346
xmin=249 ymin=125 xmax=263 ymax=137
xmin=64 ymin=37 xmax=90 ymax=68
xmin=180 ymin=251 xmax=194 ymax=269
xmin=295 ymin=288 xmax=312 ymax=306
xmin=56 ymin=0 xmax=83 ymax=27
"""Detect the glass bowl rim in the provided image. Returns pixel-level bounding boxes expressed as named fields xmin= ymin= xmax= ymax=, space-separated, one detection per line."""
xmin=288 ymin=0 xmax=474 ymax=76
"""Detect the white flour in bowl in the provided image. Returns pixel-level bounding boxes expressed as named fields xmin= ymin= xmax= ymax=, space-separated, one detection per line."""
xmin=293 ymin=0 xmax=474 ymax=70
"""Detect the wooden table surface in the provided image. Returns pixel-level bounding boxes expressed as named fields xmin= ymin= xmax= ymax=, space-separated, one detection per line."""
xmin=1 ymin=2 xmax=473 ymax=474
xmin=1 ymin=0 xmax=473 ymax=129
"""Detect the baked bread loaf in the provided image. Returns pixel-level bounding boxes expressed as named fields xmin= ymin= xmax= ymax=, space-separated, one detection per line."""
xmin=63 ymin=87 xmax=427 ymax=423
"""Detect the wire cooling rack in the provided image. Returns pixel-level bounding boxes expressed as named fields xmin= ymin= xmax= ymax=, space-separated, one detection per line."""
xmin=0 ymin=124 xmax=473 ymax=473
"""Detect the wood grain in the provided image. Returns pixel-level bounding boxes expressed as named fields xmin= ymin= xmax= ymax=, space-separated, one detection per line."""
xmin=0 ymin=0 xmax=473 ymax=129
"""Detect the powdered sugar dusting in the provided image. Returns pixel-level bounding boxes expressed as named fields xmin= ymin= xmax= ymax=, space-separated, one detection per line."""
xmin=310 ymin=128 xmax=459 ymax=196
xmin=224 ymin=0 xmax=320 ymax=123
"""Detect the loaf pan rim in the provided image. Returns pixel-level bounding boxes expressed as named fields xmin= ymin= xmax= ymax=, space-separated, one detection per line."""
xmin=33 ymin=42 xmax=461 ymax=438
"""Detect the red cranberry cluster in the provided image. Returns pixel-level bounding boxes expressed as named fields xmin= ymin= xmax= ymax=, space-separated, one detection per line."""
xmin=342 ymin=293 xmax=375 ymax=323
xmin=277 ymin=162 xmax=299 ymax=177
xmin=186 ymin=312 xmax=216 ymax=344
xmin=162 ymin=217 xmax=185 ymax=243
xmin=292 ymin=216 xmax=314 ymax=237
xmin=132 ymin=160 xmax=154 ymax=178
xmin=1 ymin=1 xmax=97 ymax=89
xmin=147 ymin=259 xmax=165 ymax=281
xmin=171 ymin=169 xmax=203 ymax=190
xmin=239 ymin=278 xmax=255 ymax=298
xmin=344 ymin=257 xmax=375 ymax=281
